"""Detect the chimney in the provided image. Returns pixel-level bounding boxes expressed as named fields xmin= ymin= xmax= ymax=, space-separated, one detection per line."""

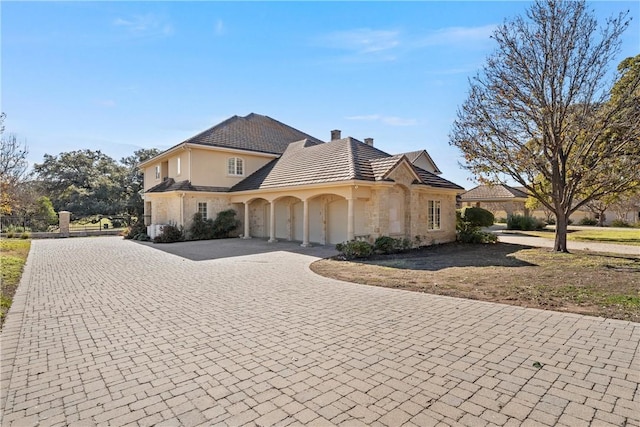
xmin=331 ymin=129 xmax=341 ymax=141
xmin=364 ymin=138 xmax=374 ymax=146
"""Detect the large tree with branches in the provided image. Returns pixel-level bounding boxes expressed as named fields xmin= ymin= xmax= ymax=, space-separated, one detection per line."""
xmin=0 ymin=113 xmax=30 ymax=214
xmin=450 ymin=1 xmax=640 ymax=252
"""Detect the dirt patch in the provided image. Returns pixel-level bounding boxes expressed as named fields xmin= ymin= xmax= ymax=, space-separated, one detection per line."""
xmin=310 ymin=242 xmax=640 ymax=322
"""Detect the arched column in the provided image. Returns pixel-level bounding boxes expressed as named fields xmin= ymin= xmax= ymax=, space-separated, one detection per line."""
xmin=243 ymin=201 xmax=251 ymax=239
xmin=268 ymin=200 xmax=277 ymax=243
xmin=301 ymin=199 xmax=311 ymax=247
xmin=347 ymin=197 xmax=355 ymax=241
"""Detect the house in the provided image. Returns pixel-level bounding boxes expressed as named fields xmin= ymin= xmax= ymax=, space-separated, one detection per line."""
xmin=460 ymin=184 xmax=640 ymax=225
xmin=140 ymin=113 xmax=464 ymax=246
xmin=459 ymin=184 xmax=530 ymax=220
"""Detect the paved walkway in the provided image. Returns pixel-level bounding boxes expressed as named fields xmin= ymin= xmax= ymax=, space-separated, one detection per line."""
xmin=1 ymin=237 xmax=639 ymax=426
xmin=495 ymin=234 xmax=640 ymax=256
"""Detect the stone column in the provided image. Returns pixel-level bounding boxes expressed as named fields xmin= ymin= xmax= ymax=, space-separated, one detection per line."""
xmin=268 ymin=201 xmax=277 ymax=243
xmin=243 ymin=201 xmax=251 ymax=239
xmin=347 ymin=197 xmax=355 ymax=241
xmin=59 ymin=211 xmax=70 ymax=238
xmin=301 ymin=199 xmax=311 ymax=247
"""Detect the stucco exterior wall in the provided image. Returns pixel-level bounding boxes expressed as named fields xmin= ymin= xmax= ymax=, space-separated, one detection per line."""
xmin=190 ymin=149 xmax=273 ymax=188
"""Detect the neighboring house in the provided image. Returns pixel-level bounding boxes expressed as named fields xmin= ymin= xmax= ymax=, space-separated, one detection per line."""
xmin=460 ymin=184 xmax=530 ymax=219
xmin=461 ymin=184 xmax=640 ymax=225
xmin=140 ymin=113 xmax=463 ymax=246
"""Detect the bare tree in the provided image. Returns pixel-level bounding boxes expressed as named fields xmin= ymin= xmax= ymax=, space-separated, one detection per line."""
xmin=0 ymin=113 xmax=30 ymax=214
xmin=450 ymin=1 xmax=640 ymax=252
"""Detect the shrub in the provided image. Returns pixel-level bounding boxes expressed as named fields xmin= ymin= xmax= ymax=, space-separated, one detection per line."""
xmin=188 ymin=210 xmax=241 ymax=240
xmin=20 ymin=232 xmax=30 ymax=239
xmin=335 ymin=240 xmax=374 ymax=260
xmin=373 ymin=236 xmax=411 ymax=254
xmin=496 ymin=217 xmax=508 ymax=224
xmin=189 ymin=212 xmax=216 ymax=240
xmin=6 ymin=232 xmax=15 ymax=239
xmin=134 ymin=233 xmax=151 ymax=241
xmin=153 ymin=222 xmax=185 ymax=243
xmin=123 ymin=220 xmax=147 ymax=239
xmin=458 ymin=207 xmax=495 ymax=227
xmin=458 ymin=229 xmax=498 ymax=244
xmin=507 ymin=214 xmax=545 ymax=231
xmin=212 ymin=209 xmax=240 ymax=238
xmin=578 ymin=217 xmax=598 ymax=226
xmin=611 ymin=219 xmax=631 ymax=228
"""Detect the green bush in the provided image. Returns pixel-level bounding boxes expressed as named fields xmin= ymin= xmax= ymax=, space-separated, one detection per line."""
xmin=458 ymin=229 xmax=498 ymax=244
xmin=335 ymin=240 xmax=374 ymax=260
xmin=188 ymin=210 xmax=241 ymax=240
xmin=373 ymin=236 xmax=412 ymax=254
xmin=459 ymin=207 xmax=494 ymax=227
xmin=123 ymin=220 xmax=147 ymax=239
xmin=20 ymin=232 xmax=30 ymax=239
xmin=507 ymin=214 xmax=545 ymax=231
xmin=133 ymin=233 xmax=151 ymax=241
xmin=611 ymin=219 xmax=631 ymax=228
xmin=578 ymin=217 xmax=598 ymax=226
xmin=212 ymin=209 xmax=241 ymax=238
xmin=153 ymin=222 xmax=185 ymax=243
xmin=189 ymin=212 xmax=216 ymax=240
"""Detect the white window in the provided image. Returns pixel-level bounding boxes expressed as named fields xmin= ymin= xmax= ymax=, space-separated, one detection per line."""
xmin=428 ymin=200 xmax=441 ymax=230
xmin=155 ymin=165 xmax=161 ymax=180
xmin=227 ymin=157 xmax=244 ymax=176
xmin=198 ymin=202 xmax=208 ymax=220
xmin=177 ymin=157 xmax=181 ymax=175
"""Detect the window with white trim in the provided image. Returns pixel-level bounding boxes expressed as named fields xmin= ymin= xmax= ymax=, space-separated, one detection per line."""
xmin=177 ymin=157 xmax=181 ymax=175
xmin=428 ymin=200 xmax=441 ymax=230
xmin=155 ymin=165 xmax=161 ymax=180
xmin=198 ymin=202 xmax=208 ymax=220
xmin=227 ymin=157 xmax=244 ymax=176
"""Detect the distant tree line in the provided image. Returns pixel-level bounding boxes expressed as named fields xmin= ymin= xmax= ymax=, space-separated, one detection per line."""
xmin=1 ymin=115 xmax=159 ymax=219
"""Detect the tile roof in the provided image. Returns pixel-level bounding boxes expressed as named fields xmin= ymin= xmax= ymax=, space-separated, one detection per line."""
xmin=460 ymin=184 xmax=529 ymax=201
xmin=180 ymin=113 xmax=324 ymax=154
xmin=413 ymin=167 xmax=464 ymax=190
xmin=147 ymin=178 xmax=229 ymax=193
xmin=230 ymin=137 xmax=463 ymax=191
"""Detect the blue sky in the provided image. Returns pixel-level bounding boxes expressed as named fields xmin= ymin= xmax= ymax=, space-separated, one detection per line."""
xmin=3 ymin=1 xmax=639 ymax=188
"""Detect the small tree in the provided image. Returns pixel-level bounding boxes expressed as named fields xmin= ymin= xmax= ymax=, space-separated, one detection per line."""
xmin=29 ymin=196 xmax=58 ymax=231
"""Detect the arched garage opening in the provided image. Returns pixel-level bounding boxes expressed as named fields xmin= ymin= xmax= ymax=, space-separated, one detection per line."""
xmin=273 ymin=196 xmax=302 ymax=241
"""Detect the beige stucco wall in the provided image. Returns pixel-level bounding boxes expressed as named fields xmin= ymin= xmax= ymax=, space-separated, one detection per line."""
xmin=190 ymin=149 xmax=273 ymax=188
xmin=143 ymin=146 xmax=275 ymax=191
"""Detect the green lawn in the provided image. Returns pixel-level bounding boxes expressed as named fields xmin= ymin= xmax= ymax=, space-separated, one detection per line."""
xmin=516 ymin=228 xmax=640 ymax=246
xmin=1 ymin=239 xmax=31 ymax=328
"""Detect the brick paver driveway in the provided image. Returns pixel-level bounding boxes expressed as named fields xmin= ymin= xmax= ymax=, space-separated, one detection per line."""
xmin=1 ymin=237 xmax=638 ymax=426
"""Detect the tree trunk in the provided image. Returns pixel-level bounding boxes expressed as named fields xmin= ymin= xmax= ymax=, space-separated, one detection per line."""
xmin=554 ymin=211 xmax=569 ymax=252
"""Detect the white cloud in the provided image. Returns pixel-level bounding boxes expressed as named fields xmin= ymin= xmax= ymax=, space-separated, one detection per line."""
xmin=317 ymin=28 xmax=401 ymax=62
xmin=416 ymin=25 xmax=496 ymax=47
xmin=214 ymin=19 xmax=225 ymax=36
xmin=346 ymin=114 xmax=417 ymax=126
xmin=113 ymin=14 xmax=174 ymax=38
xmin=316 ymin=24 xmax=496 ymax=63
